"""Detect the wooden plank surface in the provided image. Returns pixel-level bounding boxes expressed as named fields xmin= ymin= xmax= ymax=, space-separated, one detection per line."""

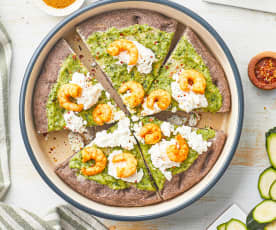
xmin=0 ymin=0 xmax=275 ymax=229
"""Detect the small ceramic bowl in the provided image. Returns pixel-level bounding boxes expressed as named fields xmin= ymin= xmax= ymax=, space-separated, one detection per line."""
xmin=34 ymin=0 xmax=85 ymax=17
xmin=20 ymin=0 xmax=244 ymax=221
xmin=248 ymin=51 xmax=276 ymax=90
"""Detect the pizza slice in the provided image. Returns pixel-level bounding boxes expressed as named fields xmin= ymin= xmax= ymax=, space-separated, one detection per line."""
xmin=76 ymin=9 xmax=177 ymax=113
xmin=140 ymin=27 xmax=231 ymax=116
xmin=56 ymin=117 xmax=161 ymax=206
xmin=33 ymin=39 xmax=124 ymax=134
xmin=131 ymin=116 xmax=226 ymax=200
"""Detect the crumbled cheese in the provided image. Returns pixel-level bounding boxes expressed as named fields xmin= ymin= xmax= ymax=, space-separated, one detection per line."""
xmin=149 ymin=139 xmax=180 ymax=181
xmin=92 ymin=117 xmax=136 ymax=150
xmin=141 ymin=97 xmax=161 ymax=116
xmin=132 ymin=121 xmax=144 ymax=143
xmin=131 ymin=115 xmax=140 ymax=122
xmin=171 ymin=72 xmax=208 ymax=112
xmin=174 ymin=126 xmax=212 ymax=154
xmin=160 ymin=122 xmax=175 ymax=137
xmin=107 ymin=150 xmax=144 ymax=183
xmin=107 ymin=102 xmax=125 ymax=123
xmin=70 ymin=72 xmax=103 ymax=110
xmin=68 ymin=132 xmax=84 ymax=152
xmin=116 ymin=41 xmax=156 ymax=74
xmin=63 ymin=111 xmax=87 ymax=133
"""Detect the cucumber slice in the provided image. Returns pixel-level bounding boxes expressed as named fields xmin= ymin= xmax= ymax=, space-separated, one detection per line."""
xmin=253 ymin=200 xmax=276 ymax=223
xmin=247 ymin=210 xmax=267 ymax=230
xmin=266 ymin=127 xmax=276 ymax=168
xmin=265 ymin=221 xmax=276 ymax=230
xmin=258 ymin=168 xmax=276 ymax=199
xmin=226 ymin=219 xmax=247 ymax=230
xmin=217 ymin=223 xmax=226 ymax=230
xmin=270 ymin=180 xmax=276 ymax=201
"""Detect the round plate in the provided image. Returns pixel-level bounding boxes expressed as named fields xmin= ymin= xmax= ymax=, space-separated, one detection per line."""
xmin=19 ymin=0 xmax=244 ymax=221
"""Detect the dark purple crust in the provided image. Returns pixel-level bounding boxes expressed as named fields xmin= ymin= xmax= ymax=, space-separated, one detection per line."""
xmin=33 ymin=39 xmax=73 ymax=133
xmin=160 ymin=130 xmax=226 ymax=200
xmin=184 ymin=27 xmax=231 ymax=112
xmin=55 ymin=159 xmax=162 ymax=207
xmin=77 ymin=9 xmax=178 ymax=40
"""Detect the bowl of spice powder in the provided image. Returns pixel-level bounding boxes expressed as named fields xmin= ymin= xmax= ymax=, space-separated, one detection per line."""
xmin=35 ymin=0 xmax=85 ymax=16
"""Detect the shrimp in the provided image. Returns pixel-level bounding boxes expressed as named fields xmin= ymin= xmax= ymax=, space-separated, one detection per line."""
xmin=139 ymin=123 xmax=162 ymax=145
xmin=81 ymin=147 xmax=107 ymax=176
xmin=92 ymin=104 xmax=113 ymax=125
xmin=166 ymin=134 xmax=189 ymax=162
xmin=112 ymin=152 xmax=137 ymax=178
xmin=146 ymin=89 xmax=171 ymax=110
xmin=107 ymin=39 xmax=138 ymax=65
xmin=58 ymin=83 xmax=83 ymax=112
xmin=119 ymin=81 xmax=145 ymax=108
xmin=179 ymin=69 xmax=206 ymax=94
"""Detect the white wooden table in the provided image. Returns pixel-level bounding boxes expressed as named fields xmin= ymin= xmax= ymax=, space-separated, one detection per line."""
xmin=1 ymin=0 xmax=275 ymax=229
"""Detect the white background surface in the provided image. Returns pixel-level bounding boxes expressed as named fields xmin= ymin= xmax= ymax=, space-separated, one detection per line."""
xmin=1 ymin=0 xmax=276 ymax=229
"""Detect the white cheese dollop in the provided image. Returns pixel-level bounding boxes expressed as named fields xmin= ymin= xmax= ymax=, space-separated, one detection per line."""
xmin=107 ymin=102 xmax=126 ymax=123
xmin=108 ymin=150 xmax=144 ymax=183
xmin=116 ymin=41 xmax=156 ymax=74
xmin=149 ymin=139 xmax=180 ymax=181
xmin=160 ymin=122 xmax=175 ymax=137
xmin=171 ymin=72 xmax=208 ymax=112
xmin=70 ymin=72 xmax=103 ymax=110
xmin=63 ymin=111 xmax=87 ymax=133
xmin=174 ymin=126 xmax=212 ymax=154
xmin=92 ymin=117 xmax=136 ymax=150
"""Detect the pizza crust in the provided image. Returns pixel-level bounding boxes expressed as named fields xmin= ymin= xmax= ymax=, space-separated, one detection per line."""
xmin=184 ymin=27 xmax=231 ymax=112
xmin=33 ymin=39 xmax=73 ymax=133
xmin=77 ymin=9 xmax=178 ymax=40
xmin=160 ymin=130 xmax=226 ymax=200
xmin=55 ymin=157 xmax=162 ymax=207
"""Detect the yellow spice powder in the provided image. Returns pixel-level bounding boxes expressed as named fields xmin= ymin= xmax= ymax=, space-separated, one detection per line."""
xmin=43 ymin=0 xmax=76 ymax=9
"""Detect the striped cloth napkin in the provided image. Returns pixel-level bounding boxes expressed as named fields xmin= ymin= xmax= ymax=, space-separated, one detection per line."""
xmin=0 ymin=23 xmax=108 ymax=230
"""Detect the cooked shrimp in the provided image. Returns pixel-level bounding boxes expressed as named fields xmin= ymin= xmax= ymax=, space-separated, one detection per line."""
xmin=119 ymin=81 xmax=145 ymax=108
xmin=179 ymin=69 xmax=206 ymax=94
xmin=146 ymin=89 xmax=171 ymax=110
xmin=112 ymin=152 xmax=137 ymax=178
xmin=140 ymin=123 xmax=162 ymax=145
xmin=92 ymin=104 xmax=113 ymax=126
xmin=58 ymin=83 xmax=83 ymax=112
xmin=107 ymin=39 xmax=138 ymax=65
xmin=81 ymin=147 xmax=107 ymax=176
xmin=166 ymin=134 xmax=189 ymax=162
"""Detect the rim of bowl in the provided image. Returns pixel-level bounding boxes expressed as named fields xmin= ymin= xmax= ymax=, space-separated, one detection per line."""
xmin=19 ymin=0 xmax=244 ymax=221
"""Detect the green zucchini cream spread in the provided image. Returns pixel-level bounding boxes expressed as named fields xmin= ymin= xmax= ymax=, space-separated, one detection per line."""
xmin=46 ymin=55 xmax=112 ymax=132
xmin=85 ymin=24 xmax=174 ymax=92
xmin=149 ymin=35 xmax=222 ymax=112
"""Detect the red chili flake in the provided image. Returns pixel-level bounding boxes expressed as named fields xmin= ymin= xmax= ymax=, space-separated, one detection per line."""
xmin=79 ymin=54 xmax=84 ymax=59
xmin=150 ymin=56 xmax=153 ymax=58
xmin=154 ymin=41 xmax=158 ymax=45
xmin=165 ymin=66 xmax=169 ymax=69
xmin=42 ymin=133 xmax=48 ymax=137
xmin=180 ymin=64 xmax=183 ymax=66
xmin=149 ymin=118 xmax=153 ymax=122
xmin=120 ymin=33 xmax=124 ymax=36
xmin=72 ymin=55 xmax=77 ymax=60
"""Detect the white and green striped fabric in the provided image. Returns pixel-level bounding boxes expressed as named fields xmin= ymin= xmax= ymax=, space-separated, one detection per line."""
xmin=0 ymin=23 xmax=108 ymax=230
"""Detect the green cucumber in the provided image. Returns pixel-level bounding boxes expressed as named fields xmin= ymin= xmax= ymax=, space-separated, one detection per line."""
xmin=266 ymin=127 xmax=276 ymax=168
xmin=217 ymin=223 xmax=226 ymax=230
xmin=265 ymin=221 xmax=276 ymax=230
xmin=226 ymin=219 xmax=247 ymax=230
xmin=258 ymin=168 xmax=276 ymax=199
xmin=269 ymin=180 xmax=276 ymax=201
